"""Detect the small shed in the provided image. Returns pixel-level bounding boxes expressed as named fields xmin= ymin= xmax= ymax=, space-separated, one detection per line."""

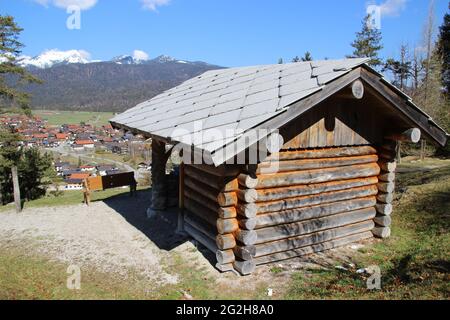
xmin=111 ymin=59 xmax=448 ymax=275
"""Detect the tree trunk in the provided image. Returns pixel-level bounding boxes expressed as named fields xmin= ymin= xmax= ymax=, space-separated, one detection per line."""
xmin=11 ymin=166 xmax=21 ymax=213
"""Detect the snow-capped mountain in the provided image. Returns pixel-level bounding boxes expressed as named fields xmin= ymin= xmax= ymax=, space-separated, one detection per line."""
xmin=18 ymin=49 xmax=92 ymax=69
xmin=154 ymin=55 xmax=176 ymax=63
xmin=111 ymin=55 xmax=137 ymax=65
xmin=16 ymin=49 xmax=202 ymax=69
xmin=11 ymin=51 xmax=223 ymax=112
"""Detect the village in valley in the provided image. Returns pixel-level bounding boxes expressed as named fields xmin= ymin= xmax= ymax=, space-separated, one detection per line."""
xmin=0 ymin=113 xmax=152 ymax=191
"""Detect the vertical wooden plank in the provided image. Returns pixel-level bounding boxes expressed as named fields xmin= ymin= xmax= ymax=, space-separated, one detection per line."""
xmin=11 ymin=166 xmax=21 ymax=213
xmin=177 ymin=162 xmax=185 ymax=233
xmin=317 ymin=118 xmax=327 ymax=147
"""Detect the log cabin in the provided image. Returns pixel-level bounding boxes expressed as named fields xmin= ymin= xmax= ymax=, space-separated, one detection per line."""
xmin=110 ymin=58 xmax=448 ymax=275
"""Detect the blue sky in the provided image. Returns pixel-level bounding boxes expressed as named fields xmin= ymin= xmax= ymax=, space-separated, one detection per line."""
xmin=2 ymin=0 xmax=449 ymax=67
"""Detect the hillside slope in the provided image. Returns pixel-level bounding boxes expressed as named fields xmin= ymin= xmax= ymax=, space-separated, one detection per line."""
xmin=22 ymin=60 xmax=222 ymax=112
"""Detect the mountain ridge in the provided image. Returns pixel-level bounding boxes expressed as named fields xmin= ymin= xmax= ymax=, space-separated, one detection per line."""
xmin=14 ymin=53 xmax=223 ymax=112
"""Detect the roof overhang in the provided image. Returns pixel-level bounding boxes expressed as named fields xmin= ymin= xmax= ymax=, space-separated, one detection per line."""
xmin=111 ymin=65 xmax=448 ymax=167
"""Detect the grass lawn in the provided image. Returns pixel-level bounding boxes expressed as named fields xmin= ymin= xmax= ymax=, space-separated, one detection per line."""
xmin=284 ymin=158 xmax=450 ymax=300
xmin=0 ymin=157 xmax=448 ymax=299
xmin=33 ymin=110 xmax=115 ymax=126
xmin=0 ymin=187 xmax=147 ymax=212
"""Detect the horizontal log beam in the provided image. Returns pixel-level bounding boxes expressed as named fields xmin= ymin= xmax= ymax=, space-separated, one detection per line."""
xmin=379 ymin=172 xmax=396 ymax=182
xmin=254 ymin=231 xmax=373 ymax=265
xmin=184 ymin=176 xmax=218 ymax=203
xmin=185 ymin=176 xmax=238 ymax=207
xmin=267 ymin=146 xmax=377 ymax=161
xmin=254 ymin=185 xmax=378 ymax=214
xmin=233 ymin=245 xmax=256 ymax=260
xmin=376 ymin=192 xmax=394 ymax=204
xmin=237 ymin=188 xmax=258 ymax=203
xmin=374 ymin=215 xmax=392 ymax=227
xmin=191 ymin=164 xmax=241 ymax=177
xmin=184 ymin=211 xmax=216 ymax=240
xmin=217 ymin=192 xmax=238 ymax=207
xmin=233 ymin=260 xmax=256 ymax=275
xmin=216 ymin=249 xmax=235 ymax=264
xmin=185 ymin=165 xmax=238 ymax=192
xmin=184 ymin=222 xmax=217 ymax=253
xmin=216 ymin=234 xmax=236 ymax=250
xmin=236 ymin=203 xmax=258 ymax=218
xmin=184 ymin=187 xmax=236 ymax=219
xmin=255 ymin=163 xmax=380 ymax=189
xmin=372 ymin=226 xmax=391 ymax=238
xmin=255 ymin=207 xmax=376 ymax=244
xmin=257 ymin=154 xmax=378 ymax=174
xmin=216 ymin=218 xmax=239 ymax=235
xmin=215 ymin=263 xmax=234 ymax=272
xmin=254 ymin=220 xmax=375 ymax=257
xmin=234 ymin=229 xmax=258 ymax=246
xmin=378 ymin=161 xmax=397 ymax=173
xmin=336 ymin=79 xmax=364 ymax=99
xmin=238 ymin=174 xmax=259 ymax=189
xmin=377 ymin=182 xmax=395 ymax=193
xmin=254 ymin=196 xmax=376 ymax=229
xmin=184 ymin=197 xmax=217 ymax=226
xmin=252 ymin=177 xmax=378 ymax=203
xmin=238 ymin=218 xmax=257 ymax=230
xmin=386 ymin=128 xmax=421 ymax=144
xmin=375 ymin=203 xmax=393 ymax=216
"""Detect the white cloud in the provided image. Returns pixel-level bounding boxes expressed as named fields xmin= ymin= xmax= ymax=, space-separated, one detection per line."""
xmin=133 ymin=50 xmax=149 ymax=61
xmin=141 ymin=0 xmax=171 ymax=12
xmin=34 ymin=0 xmax=98 ymax=10
xmin=379 ymin=0 xmax=407 ymax=17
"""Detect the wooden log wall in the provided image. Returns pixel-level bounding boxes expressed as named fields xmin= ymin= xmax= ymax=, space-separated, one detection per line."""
xmin=236 ymin=145 xmax=380 ymax=269
xmin=181 ymin=145 xmax=395 ymax=275
xmin=373 ymin=140 xmax=397 ymax=238
xmin=182 ymin=165 xmax=240 ymax=273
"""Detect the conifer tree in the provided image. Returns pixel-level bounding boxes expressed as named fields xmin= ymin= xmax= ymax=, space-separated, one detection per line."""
xmin=349 ymin=14 xmax=383 ymax=68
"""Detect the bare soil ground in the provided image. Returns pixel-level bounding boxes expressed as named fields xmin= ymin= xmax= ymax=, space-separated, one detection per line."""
xmin=0 ymin=190 xmax=372 ymax=298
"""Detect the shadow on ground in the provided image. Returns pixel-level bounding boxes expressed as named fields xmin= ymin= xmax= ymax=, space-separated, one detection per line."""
xmin=99 ymin=189 xmax=217 ymax=265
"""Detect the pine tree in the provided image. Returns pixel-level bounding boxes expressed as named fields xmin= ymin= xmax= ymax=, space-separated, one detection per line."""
xmin=0 ymin=15 xmax=43 ymax=209
xmin=292 ymin=56 xmax=300 ymax=63
xmin=437 ymin=8 xmax=450 ymax=94
xmin=383 ymin=45 xmax=412 ymax=91
xmin=301 ymin=51 xmax=313 ymax=61
xmin=0 ymin=15 xmax=41 ymax=114
xmin=278 ymin=58 xmax=284 ymax=64
xmin=349 ymin=14 xmax=383 ymax=68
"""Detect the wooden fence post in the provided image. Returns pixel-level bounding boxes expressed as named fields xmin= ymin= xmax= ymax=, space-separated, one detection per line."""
xmin=11 ymin=166 xmax=21 ymax=213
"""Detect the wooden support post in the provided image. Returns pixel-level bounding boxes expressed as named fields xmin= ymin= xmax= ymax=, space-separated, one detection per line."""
xmin=149 ymin=139 xmax=168 ymax=215
xmin=177 ymin=162 xmax=185 ymax=234
xmin=11 ymin=166 xmax=21 ymax=213
xmin=420 ymin=139 xmax=426 ymax=161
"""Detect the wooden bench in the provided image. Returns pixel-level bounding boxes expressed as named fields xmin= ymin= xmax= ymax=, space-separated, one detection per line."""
xmin=83 ymin=172 xmax=137 ymax=205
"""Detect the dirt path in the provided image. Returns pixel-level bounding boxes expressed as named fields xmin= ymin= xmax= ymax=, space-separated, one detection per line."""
xmin=0 ymin=190 xmax=374 ymax=298
xmin=0 ymin=196 xmax=178 ymax=286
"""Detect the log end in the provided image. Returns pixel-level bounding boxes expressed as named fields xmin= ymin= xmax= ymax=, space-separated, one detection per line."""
xmin=233 ymin=260 xmax=256 ymax=275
